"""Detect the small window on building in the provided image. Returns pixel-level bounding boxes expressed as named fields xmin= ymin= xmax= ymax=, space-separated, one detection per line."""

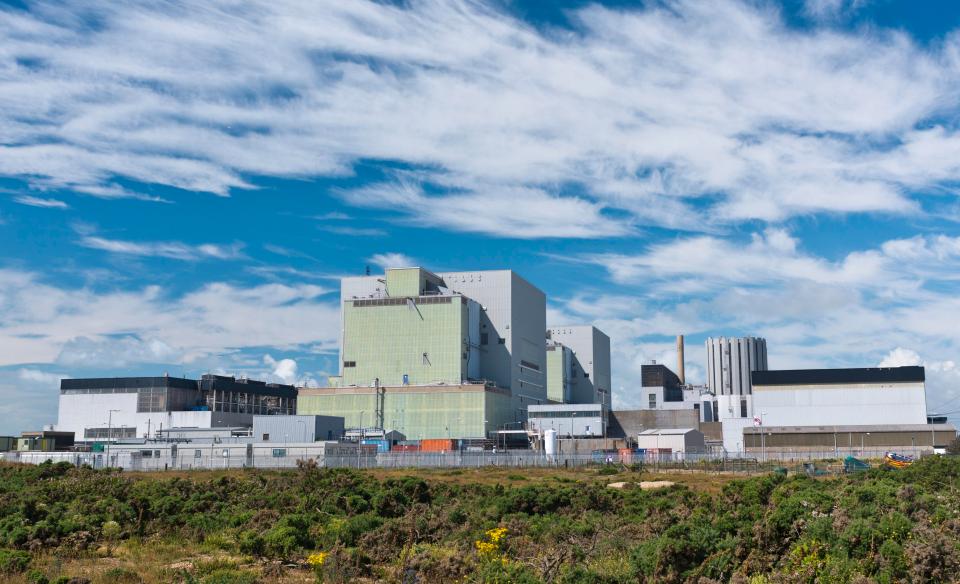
xmin=194 ymin=450 xmax=202 ymax=458
xmin=480 ymin=332 xmax=489 ymax=345
xmin=740 ymin=398 xmax=748 ymax=418
xmin=584 ymin=372 xmax=590 ymax=378
xmin=272 ymin=448 xmax=286 ymax=457
xmin=498 ymin=337 xmax=506 ymax=344
xmin=649 ymin=393 xmax=657 ymax=408
xmin=343 ymin=361 xmax=356 ymax=368
xmin=262 ymin=433 xmax=269 ymax=441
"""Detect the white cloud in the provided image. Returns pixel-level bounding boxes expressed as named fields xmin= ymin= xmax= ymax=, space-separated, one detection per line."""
xmin=368 ymin=252 xmax=415 ymax=270
xmin=79 ymin=235 xmax=245 ymax=261
xmin=57 ymin=336 xmax=180 ymax=367
xmin=13 ymin=195 xmax=69 ymax=209
xmin=0 ymin=269 xmax=339 ymax=367
xmin=17 ymin=368 xmax=69 ymax=384
xmin=263 ymin=354 xmax=299 ymax=385
xmin=585 ymin=229 xmax=960 ymax=295
xmin=1 ymin=1 xmax=959 ymax=235
xmin=562 ymin=230 xmax=960 ymax=415
xmin=878 ymin=347 xmax=923 ymax=368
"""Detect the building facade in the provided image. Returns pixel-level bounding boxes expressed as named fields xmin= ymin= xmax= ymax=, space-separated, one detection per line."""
xmin=57 ymin=375 xmax=296 ymax=442
xmin=546 ymin=325 xmax=611 ymax=406
xmin=751 ymin=367 xmax=928 ymax=427
xmin=705 ymin=336 xmax=768 ymax=397
xmin=300 ymin=267 xmax=548 ymax=439
xmin=528 ymin=403 xmax=607 ymax=437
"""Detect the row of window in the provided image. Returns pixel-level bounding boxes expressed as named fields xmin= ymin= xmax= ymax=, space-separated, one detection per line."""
xmin=84 ymin=427 xmax=137 ymax=439
xmin=529 ymin=411 xmax=603 ymax=419
xmin=352 ymin=296 xmax=456 ymax=308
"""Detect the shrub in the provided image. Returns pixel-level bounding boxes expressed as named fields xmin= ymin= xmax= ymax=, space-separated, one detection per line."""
xmin=100 ymin=567 xmax=141 ymax=583
xmin=0 ymin=548 xmax=30 ymax=574
xmin=200 ymin=569 xmax=258 ymax=584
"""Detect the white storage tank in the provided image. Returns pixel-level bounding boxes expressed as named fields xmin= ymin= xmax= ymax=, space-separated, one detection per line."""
xmin=544 ymin=429 xmax=558 ymax=459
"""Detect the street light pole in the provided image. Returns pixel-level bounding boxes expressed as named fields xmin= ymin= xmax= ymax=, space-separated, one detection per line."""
xmin=106 ymin=409 xmax=120 ymax=468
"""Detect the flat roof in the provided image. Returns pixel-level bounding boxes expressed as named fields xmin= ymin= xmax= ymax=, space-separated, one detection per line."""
xmin=61 ymin=376 xmax=197 ymax=391
xmin=752 ymin=366 xmax=925 ymax=386
xmin=638 ymin=428 xmax=699 ymax=435
xmin=529 ymin=403 xmax=604 ymax=411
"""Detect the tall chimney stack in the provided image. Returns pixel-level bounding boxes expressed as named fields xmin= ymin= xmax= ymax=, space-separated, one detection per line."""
xmin=676 ymin=334 xmax=685 ymax=385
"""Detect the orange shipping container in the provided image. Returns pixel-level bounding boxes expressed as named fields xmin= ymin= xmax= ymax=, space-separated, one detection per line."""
xmin=420 ymin=439 xmax=455 ymax=452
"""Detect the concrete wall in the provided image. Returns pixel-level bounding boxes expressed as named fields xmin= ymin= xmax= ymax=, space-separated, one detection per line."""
xmin=608 ymin=409 xmax=701 ymax=440
xmin=753 ymin=382 xmax=927 ymax=427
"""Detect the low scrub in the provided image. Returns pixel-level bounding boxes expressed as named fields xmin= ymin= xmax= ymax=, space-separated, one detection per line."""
xmin=1 ymin=458 xmax=959 ymax=582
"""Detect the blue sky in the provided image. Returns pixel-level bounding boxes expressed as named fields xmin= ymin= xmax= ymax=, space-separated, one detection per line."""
xmin=3 ymin=0 xmax=960 ymax=434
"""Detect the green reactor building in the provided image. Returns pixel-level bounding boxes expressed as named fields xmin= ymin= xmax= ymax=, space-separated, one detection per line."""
xmin=298 ymin=267 xmax=549 ymax=440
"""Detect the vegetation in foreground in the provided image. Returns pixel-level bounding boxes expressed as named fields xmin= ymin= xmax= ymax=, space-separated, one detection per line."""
xmin=0 ymin=457 xmax=959 ymax=583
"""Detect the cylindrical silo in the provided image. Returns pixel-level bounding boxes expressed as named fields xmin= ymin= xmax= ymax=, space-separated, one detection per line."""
xmin=544 ymin=429 xmax=557 ymax=460
xmin=704 ymin=337 xmax=768 ymax=396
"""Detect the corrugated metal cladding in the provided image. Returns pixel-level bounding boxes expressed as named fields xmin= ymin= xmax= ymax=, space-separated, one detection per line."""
xmin=705 ymin=337 xmax=768 ymax=396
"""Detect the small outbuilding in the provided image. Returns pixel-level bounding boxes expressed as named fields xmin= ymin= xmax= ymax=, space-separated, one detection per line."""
xmin=253 ymin=415 xmax=345 ymax=443
xmin=636 ymin=428 xmax=706 ymax=454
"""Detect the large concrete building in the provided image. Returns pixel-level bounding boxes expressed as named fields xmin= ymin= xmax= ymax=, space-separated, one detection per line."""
xmin=57 ymin=375 xmax=297 ymax=442
xmin=298 ymin=267 xmax=548 ymax=439
xmin=705 ymin=336 xmax=768 ymax=399
xmin=732 ymin=366 xmax=950 ymax=456
xmin=751 ymin=367 xmax=928 ymax=427
xmin=545 ymin=325 xmax=611 ymax=406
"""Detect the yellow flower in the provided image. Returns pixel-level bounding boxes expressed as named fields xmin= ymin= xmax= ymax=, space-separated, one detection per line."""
xmin=485 ymin=527 xmax=508 ymax=543
xmin=475 ymin=540 xmax=497 ymax=556
xmin=307 ymin=551 xmax=329 ymax=567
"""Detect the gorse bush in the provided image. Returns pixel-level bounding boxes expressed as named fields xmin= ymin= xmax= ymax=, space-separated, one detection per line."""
xmin=2 ymin=458 xmax=960 ymax=582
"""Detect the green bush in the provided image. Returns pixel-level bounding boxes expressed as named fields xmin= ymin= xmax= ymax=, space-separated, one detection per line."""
xmin=0 ymin=548 xmax=30 ymax=573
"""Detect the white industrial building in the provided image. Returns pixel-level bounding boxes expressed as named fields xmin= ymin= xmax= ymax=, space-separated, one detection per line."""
xmin=253 ymin=415 xmax=345 ymax=443
xmin=546 ymin=325 xmax=611 ymax=406
xmin=56 ymin=375 xmax=297 ymax=442
xmin=527 ymin=403 xmax=607 ymax=437
xmin=751 ymin=367 xmax=928 ymax=427
xmin=703 ymin=337 xmax=769 ymax=452
xmin=636 ymin=428 xmax=706 ymax=455
xmin=706 ymin=336 xmax=768 ymax=399
xmin=7 ymin=441 xmax=374 ymax=471
xmin=638 ymin=358 xmax=707 ymax=415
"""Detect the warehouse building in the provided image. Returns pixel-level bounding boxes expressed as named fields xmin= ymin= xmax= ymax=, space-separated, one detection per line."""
xmin=751 ymin=367 xmax=928 ymax=426
xmin=299 ymin=267 xmax=548 ymax=439
xmin=739 ymin=366 xmax=951 ymax=456
xmin=636 ymin=428 xmax=707 ymax=455
xmin=57 ymin=374 xmax=296 ymax=442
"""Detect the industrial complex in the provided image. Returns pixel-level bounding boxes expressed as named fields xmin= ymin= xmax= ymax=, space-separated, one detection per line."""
xmin=1 ymin=265 xmax=955 ymax=469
